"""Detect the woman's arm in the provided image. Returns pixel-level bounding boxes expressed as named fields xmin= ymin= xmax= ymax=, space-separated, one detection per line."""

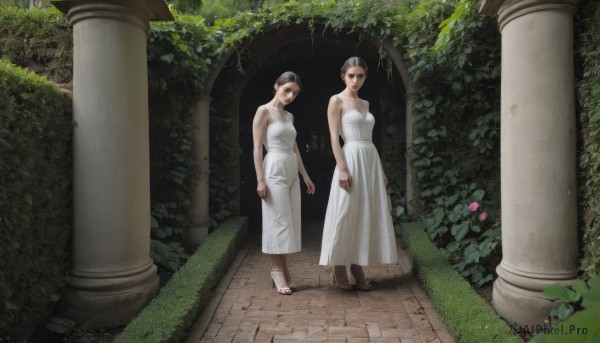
xmin=252 ymin=106 xmax=270 ymax=199
xmin=327 ymin=95 xmax=352 ymax=192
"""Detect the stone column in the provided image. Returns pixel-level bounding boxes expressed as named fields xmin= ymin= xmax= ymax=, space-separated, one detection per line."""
xmin=480 ymin=0 xmax=580 ymax=326
xmin=405 ymin=91 xmax=418 ymax=217
xmin=53 ymin=0 xmax=172 ymax=328
xmin=185 ymin=96 xmax=212 ymax=248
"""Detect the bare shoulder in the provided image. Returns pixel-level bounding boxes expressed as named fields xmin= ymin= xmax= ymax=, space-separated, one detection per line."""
xmin=328 ymin=95 xmax=344 ymax=113
xmin=361 ymin=98 xmax=370 ymax=111
xmin=329 ymin=94 xmax=343 ymax=105
xmin=254 ymin=105 xmax=270 ymax=119
xmin=286 ymin=111 xmax=295 ymax=123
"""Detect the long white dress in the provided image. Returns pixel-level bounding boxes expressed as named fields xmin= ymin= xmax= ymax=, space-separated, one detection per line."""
xmin=319 ymin=97 xmax=398 ymax=266
xmin=261 ymin=108 xmax=301 ymax=254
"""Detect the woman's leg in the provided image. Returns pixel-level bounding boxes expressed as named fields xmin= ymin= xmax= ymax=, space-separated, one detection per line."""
xmin=333 ymin=265 xmax=352 ymax=289
xmin=281 ymin=255 xmax=297 ymax=290
xmin=271 ymin=254 xmax=292 ymax=295
xmin=350 ymin=264 xmax=372 ymax=291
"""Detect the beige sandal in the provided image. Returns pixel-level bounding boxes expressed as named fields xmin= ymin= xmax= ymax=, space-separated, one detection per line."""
xmin=284 ymin=268 xmax=297 ymax=291
xmin=271 ymin=271 xmax=292 ymax=295
xmin=350 ymin=264 xmax=372 ymax=291
xmin=333 ymin=265 xmax=352 ymax=290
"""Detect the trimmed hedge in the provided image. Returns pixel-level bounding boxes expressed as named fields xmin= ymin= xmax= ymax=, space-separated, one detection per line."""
xmin=400 ymin=223 xmax=523 ymax=343
xmin=115 ymin=217 xmax=248 ymax=343
xmin=577 ymin=0 xmax=600 ymax=278
xmin=0 ymin=7 xmax=72 ymax=84
xmin=0 ymin=59 xmax=72 ymax=339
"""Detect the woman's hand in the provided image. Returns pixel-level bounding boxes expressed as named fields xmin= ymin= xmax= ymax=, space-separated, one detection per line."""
xmin=384 ymin=174 xmax=388 ymax=187
xmin=303 ymin=176 xmax=316 ymax=195
xmin=257 ymin=180 xmax=268 ymax=199
xmin=338 ymin=170 xmax=352 ymax=192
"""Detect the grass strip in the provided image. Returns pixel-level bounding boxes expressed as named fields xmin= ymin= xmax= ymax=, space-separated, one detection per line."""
xmin=115 ymin=217 xmax=248 ymax=343
xmin=401 ymin=222 xmax=523 ymax=343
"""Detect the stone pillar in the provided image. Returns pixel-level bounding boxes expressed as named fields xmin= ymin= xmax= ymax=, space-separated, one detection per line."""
xmin=480 ymin=0 xmax=581 ymax=326
xmin=53 ymin=0 xmax=173 ymax=328
xmin=185 ymin=96 xmax=212 ymax=248
xmin=405 ymin=91 xmax=418 ymax=217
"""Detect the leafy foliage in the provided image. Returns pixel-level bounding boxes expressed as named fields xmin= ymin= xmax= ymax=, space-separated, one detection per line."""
xmin=576 ymin=0 xmax=600 ymax=278
xmin=424 ymin=184 xmax=500 ymax=286
xmin=0 ymin=7 xmax=72 ymax=83
xmin=0 ymin=59 xmax=72 ymax=340
xmin=529 ymin=276 xmax=600 ymax=342
xmin=147 ymin=17 xmax=215 ymax=271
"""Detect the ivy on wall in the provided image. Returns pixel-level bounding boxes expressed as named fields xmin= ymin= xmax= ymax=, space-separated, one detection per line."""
xmin=401 ymin=0 xmax=502 ymax=286
xmin=576 ymin=0 xmax=600 ymax=278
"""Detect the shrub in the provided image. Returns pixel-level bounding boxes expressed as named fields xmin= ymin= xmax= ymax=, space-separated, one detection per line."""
xmin=0 ymin=59 xmax=72 ymax=340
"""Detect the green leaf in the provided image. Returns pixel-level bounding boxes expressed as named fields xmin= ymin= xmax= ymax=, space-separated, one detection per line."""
xmin=572 ymin=279 xmax=589 ymax=301
xmin=472 ymin=189 xmax=485 ymax=201
xmin=530 ymin=306 xmax=600 ymax=343
xmin=544 ymin=284 xmax=575 ymax=302
xmin=451 ymin=221 xmax=469 ymax=241
xmin=464 ymin=244 xmax=480 ymax=263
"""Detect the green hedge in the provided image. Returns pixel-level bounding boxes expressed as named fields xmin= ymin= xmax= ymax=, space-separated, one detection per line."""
xmin=400 ymin=223 xmax=523 ymax=343
xmin=115 ymin=217 xmax=248 ymax=343
xmin=0 ymin=7 xmax=72 ymax=83
xmin=0 ymin=59 xmax=72 ymax=340
xmin=577 ymin=0 xmax=600 ymax=278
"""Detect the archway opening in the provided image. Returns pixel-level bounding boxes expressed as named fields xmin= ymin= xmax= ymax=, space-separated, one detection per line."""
xmin=209 ymin=23 xmax=407 ymax=232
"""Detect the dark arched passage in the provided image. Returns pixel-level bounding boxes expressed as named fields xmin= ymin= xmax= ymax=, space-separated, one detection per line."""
xmin=205 ymin=22 xmax=411 ymax=231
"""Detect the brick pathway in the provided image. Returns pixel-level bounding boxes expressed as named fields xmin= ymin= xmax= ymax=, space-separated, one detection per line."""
xmin=185 ymin=220 xmax=455 ymax=343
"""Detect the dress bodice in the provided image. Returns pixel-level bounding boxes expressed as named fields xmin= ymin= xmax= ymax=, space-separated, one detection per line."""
xmin=264 ymin=107 xmax=296 ymax=153
xmin=339 ymin=97 xmax=375 ymax=142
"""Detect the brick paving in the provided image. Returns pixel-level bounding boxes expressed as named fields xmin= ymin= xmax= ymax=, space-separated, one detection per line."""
xmin=185 ymin=220 xmax=456 ymax=343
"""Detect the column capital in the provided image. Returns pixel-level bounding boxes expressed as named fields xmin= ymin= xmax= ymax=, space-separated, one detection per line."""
xmin=478 ymin=0 xmax=581 ymax=30
xmin=52 ymin=0 xmax=173 ymax=32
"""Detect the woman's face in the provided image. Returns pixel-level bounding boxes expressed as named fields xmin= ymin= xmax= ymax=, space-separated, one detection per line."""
xmin=342 ymin=66 xmax=367 ymax=92
xmin=275 ymin=81 xmax=301 ymax=106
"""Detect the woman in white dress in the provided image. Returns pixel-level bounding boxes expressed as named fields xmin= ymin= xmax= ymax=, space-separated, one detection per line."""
xmin=319 ymin=57 xmax=398 ymax=290
xmin=253 ymin=71 xmax=316 ymax=295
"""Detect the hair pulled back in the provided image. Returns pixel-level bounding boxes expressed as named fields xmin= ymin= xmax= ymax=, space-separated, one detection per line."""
xmin=275 ymin=71 xmax=303 ymax=91
xmin=340 ymin=56 xmax=368 ymax=78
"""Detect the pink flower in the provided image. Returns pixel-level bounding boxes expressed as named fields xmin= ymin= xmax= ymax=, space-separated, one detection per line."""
xmin=468 ymin=202 xmax=479 ymax=211
xmin=479 ymin=211 xmax=488 ymax=222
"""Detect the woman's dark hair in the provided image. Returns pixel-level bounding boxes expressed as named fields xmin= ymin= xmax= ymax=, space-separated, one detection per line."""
xmin=340 ymin=56 xmax=368 ymax=77
xmin=275 ymin=71 xmax=303 ymax=91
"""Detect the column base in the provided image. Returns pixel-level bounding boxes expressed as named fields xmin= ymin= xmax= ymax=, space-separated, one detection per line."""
xmin=60 ymin=265 xmax=159 ymax=329
xmin=184 ymin=225 xmax=210 ymax=249
xmin=492 ymin=265 xmax=577 ymax=327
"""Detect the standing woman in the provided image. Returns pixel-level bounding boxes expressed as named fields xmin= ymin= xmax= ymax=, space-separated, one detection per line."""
xmin=319 ymin=57 xmax=398 ymax=290
xmin=253 ymin=71 xmax=316 ymax=295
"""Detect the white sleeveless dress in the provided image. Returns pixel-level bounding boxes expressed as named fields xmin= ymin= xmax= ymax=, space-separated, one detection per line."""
xmin=261 ymin=108 xmax=301 ymax=254
xmin=319 ymin=97 xmax=398 ymax=266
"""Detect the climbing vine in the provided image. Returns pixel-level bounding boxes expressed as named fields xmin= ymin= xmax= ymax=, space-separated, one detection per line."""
xmin=576 ymin=0 xmax=600 ymax=278
xmin=401 ymin=0 xmax=502 ymax=286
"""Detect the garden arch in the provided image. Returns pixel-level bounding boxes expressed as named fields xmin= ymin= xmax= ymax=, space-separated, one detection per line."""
xmin=185 ymin=21 xmax=417 ymax=243
xmin=56 ymin=0 xmax=581 ymax=330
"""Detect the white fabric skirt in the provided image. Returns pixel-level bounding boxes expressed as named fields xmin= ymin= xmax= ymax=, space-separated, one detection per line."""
xmin=319 ymin=140 xmax=398 ymax=266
